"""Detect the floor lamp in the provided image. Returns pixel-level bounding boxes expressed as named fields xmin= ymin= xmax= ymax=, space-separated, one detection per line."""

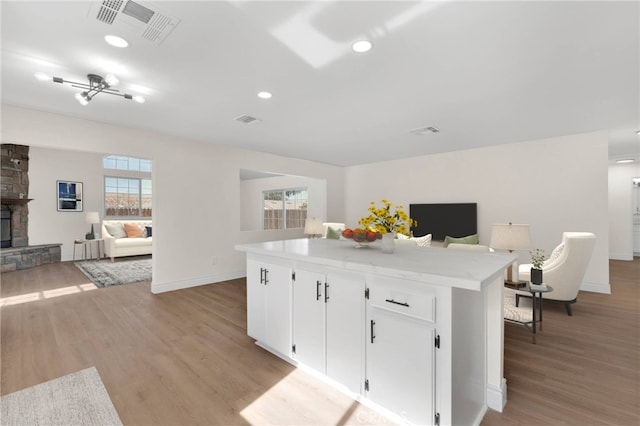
xmin=490 ymin=222 xmax=532 ymax=286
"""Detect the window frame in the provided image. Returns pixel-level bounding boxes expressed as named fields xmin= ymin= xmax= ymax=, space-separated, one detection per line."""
xmin=262 ymin=187 xmax=308 ymax=230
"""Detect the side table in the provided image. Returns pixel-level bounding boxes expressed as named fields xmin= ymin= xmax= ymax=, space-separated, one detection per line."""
xmin=73 ymin=238 xmax=104 ymax=261
xmin=505 ymin=283 xmax=554 ymax=344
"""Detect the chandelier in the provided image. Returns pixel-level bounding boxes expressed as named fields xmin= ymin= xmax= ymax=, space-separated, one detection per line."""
xmin=37 ymin=72 xmax=146 ymax=106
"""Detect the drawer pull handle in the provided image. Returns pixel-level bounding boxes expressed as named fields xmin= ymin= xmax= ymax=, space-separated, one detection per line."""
xmin=370 ymin=320 xmax=376 ymax=343
xmin=324 ymin=282 xmax=330 ymax=303
xmin=385 ymin=298 xmax=409 ymax=307
xmin=316 ymin=280 xmax=322 ymax=301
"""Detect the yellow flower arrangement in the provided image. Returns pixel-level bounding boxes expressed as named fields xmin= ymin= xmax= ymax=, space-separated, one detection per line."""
xmin=358 ymin=199 xmax=417 ymax=236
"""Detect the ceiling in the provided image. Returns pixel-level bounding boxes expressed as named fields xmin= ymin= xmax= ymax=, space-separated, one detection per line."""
xmin=1 ymin=1 xmax=638 ymax=166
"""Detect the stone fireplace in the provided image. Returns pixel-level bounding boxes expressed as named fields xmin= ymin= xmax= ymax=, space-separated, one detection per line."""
xmin=1 ymin=144 xmax=61 ymax=271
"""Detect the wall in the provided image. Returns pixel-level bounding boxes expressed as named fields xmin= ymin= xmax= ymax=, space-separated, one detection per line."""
xmin=344 ymin=132 xmax=610 ymax=293
xmin=29 ymin=147 xmax=104 ymax=260
xmin=2 ymin=105 xmax=612 ymax=294
xmin=240 ymin=174 xmax=326 ymax=231
xmin=1 ymin=105 xmax=346 ymax=293
xmin=608 ymin=162 xmax=640 ymax=260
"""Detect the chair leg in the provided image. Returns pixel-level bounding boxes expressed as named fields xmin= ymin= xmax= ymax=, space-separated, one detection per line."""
xmin=515 ymin=294 xmax=520 ymax=307
xmin=565 ymin=303 xmax=573 ymax=316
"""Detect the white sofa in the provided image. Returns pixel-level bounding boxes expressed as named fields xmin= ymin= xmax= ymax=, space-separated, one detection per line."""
xmin=101 ymin=220 xmax=152 ymax=261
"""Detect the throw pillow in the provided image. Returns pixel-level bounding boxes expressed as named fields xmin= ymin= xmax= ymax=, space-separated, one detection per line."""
xmin=443 ymin=233 xmax=479 ymax=248
xmin=326 ymin=226 xmax=341 ymax=240
xmin=145 ymin=226 xmax=153 ymax=238
xmin=412 ymin=234 xmax=432 ymax=247
xmin=124 ymin=223 xmax=144 ymax=238
xmin=547 ymin=243 xmax=564 ymax=264
xmin=104 ymin=223 xmax=127 ymax=238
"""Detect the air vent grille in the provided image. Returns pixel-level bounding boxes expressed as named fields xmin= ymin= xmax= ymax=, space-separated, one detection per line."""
xmin=96 ymin=0 xmax=123 ymax=24
xmin=89 ymin=0 xmax=181 ymax=45
xmin=235 ymin=114 xmax=261 ymax=124
xmin=142 ymin=13 xmax=173 ymax=42
xmin=410 ymin=126 xmax=440 ymax=135
xmin=122 ymin=0 xmax=154 ymax=24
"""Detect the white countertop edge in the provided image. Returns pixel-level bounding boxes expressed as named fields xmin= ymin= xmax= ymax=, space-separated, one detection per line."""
xmin=235 ymin=239 xmax=516 ymax=291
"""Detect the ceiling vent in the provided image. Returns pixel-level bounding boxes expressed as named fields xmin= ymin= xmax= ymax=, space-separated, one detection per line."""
xmin=235 ymin=114 xmax=261 ymax=125
xmin=410 ymin=126 xmax=440 ymax=136
xmin=89 ymin=0 xmax=181 ymax=45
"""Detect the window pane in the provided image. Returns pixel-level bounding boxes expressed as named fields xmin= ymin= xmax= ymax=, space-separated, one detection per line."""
xmin=263 ymin=190 xmax=283 ymax=230
xmin=285 ymin=189 xmax=308 ymax=229
xmin=140 ymin=159 xmax=152 ymax=172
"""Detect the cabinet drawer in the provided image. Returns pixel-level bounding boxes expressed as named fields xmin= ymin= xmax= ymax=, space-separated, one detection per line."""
xmin=369 ymin=278 xmax=436 ymax=322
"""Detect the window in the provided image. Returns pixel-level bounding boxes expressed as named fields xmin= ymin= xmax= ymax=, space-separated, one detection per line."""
xmin=263 ymin=188 xmax=308 ymax=230
xmin=103 ymin=155 xmax=152 ymax=172
xmin=103 ymin=155 xmax=152 ymax=218
xmin=104 ymin=177 xmax=152 ymax=217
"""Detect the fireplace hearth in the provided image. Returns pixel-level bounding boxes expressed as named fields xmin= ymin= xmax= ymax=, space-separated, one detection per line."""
xmin=1 ymin=143 xmax=61 ymax=271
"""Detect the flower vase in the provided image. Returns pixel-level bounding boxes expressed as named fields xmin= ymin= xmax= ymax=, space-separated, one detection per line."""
xmin=381 ymin=232 xmax=395 ymax=254
xmin=530 ymin=268 xmax=543 ymax=285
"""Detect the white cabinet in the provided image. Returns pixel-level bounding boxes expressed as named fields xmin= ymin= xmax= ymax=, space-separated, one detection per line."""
xmin=366 ymin=278 xmax=436 ymax=425
xmin=325 ymin=270 xmax=365 ymax=393
xmin=292 ymin=266 xmax=365 ymax=394
xmin=292 ymin=267 xmax=326 ymax=373
xmin=247 ymin=256 xmax=293 ymax=357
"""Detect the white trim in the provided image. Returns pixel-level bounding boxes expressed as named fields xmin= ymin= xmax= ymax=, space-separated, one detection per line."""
xmin=486 ymin=378 xmax=507 ymax=412
xmin=151 ymin=270 xmax=245 ymax=294
xmin=609 ymin=252 xmax=634 ymax=261
xmin=580 ymin=280 xmax=611 ymax=295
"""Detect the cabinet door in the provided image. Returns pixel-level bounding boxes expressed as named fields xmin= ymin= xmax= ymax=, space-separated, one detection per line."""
xmin=367 ymin=307 xmax=434 ymax=425
xmin=263 ymin=261 xmax=293 ymax=357
xmin=246 ymin=258 xmax=266 ymax=342
xmin=326 ymin=271 xmax=365 ymax=393
xmin=292 ymin=268 xmax=326 ymax=372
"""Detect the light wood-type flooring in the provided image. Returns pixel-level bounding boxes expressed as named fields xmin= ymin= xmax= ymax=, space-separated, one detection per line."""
xmin=1 ymin=258 xmax=638 ymax=425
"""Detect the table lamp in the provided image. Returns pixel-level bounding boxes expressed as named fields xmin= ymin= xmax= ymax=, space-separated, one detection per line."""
xmin=304 ymin=217 xmax=323 ymax=239
xmin=490 ymin=222 xmax=532 ymax=285
xmin=85 ymin=211 xmax=100 ymax=240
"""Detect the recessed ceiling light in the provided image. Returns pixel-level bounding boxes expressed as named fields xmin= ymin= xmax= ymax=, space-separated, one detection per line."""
xmin=257 ymin=91 xmax=272 ymax=99
xmin=352 ymin=40 xmax=372 ymax=53
xmin=616 ymin=159 xmax=635 ymax=163
xmin=34 ymin=72 xmax=50 ymax=81
xmin=636 ymin=130 xmax=640 ymax=135
xmin=105 ymin=35 xmax=129 ymax=48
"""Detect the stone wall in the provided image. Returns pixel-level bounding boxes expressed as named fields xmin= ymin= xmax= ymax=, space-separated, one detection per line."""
xmin=1 ymin=144 xmax=30 ymax=247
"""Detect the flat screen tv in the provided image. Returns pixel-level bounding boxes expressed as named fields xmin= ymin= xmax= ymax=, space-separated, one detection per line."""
xmin=410 ymin=203 xmax=477 ymax=241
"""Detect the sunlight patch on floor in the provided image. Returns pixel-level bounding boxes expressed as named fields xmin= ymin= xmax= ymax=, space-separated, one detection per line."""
xmin=0 ymin=283 xmax=97 ymax=307
xmin=239 ymin=368 xmax=392 ymax=425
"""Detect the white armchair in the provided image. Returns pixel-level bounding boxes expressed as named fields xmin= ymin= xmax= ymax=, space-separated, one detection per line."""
xmin=516 ymin=232 xmax=596 ymax=316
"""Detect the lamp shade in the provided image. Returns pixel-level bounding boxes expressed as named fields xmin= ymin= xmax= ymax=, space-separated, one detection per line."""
xmin=490 ymin=223 xmax=532 ymax=251
xmin=85 ymin=211 xmax=100 ymax=224
xmin=304 ymin=217 xmax=324 ymax=236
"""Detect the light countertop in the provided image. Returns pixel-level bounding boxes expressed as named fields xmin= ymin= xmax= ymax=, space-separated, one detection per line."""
xmin=236 ymin=238 xmax=517 ymax=291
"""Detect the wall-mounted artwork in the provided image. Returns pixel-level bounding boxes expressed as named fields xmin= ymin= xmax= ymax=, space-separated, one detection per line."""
xmin=57 ymin=180 xmax=83 ymax=212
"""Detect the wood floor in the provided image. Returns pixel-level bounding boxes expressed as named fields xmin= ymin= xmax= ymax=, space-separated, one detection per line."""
xmin=1 ymin=258 xmax=638 ymax=425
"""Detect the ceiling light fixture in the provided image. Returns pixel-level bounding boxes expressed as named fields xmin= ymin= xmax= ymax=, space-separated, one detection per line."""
xmin=352 ymin=40 xmax=373 ymax=53
xmin=616 ymin=159 xmax=635 ymax=164
xmin=257 ymin=91 xmax=272 ymax=99
xmin=636 ymin=130 xmax=640 ymax=135
xmin=105 ymin=35 xmax=129 ymax=48
xmin=42 ymin=73 xmax=146 ymax=105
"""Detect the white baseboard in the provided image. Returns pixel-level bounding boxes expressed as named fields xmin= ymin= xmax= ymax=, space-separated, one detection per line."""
xmin=151 ymin=270 xmax=245 ymax=294
xmin=609 ymin=252 xmax=634 ymax=261
xmin=580 ymin=280 xmax=611 ymax=295
xmin=486 ymin=378 xmax=507 ymax=413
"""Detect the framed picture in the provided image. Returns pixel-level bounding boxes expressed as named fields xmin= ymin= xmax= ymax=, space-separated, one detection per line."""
xmin=57 ymin=180 xmax=83 ymax=212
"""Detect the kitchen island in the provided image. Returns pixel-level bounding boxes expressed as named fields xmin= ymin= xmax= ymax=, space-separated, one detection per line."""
xmin=235 ymin=238 xmax=516 ymax=426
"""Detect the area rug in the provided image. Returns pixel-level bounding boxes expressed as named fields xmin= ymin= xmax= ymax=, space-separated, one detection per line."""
xmin=0 ymin=367 xmax=123 ymax=426
xmin=75 ymin=258 xmax=151 ymax=287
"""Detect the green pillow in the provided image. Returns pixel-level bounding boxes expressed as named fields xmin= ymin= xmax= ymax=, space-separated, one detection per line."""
xmin=443 ymin=234 xmax=479 ymax=248
xmin=326 ymin=226 xmax=341 ymax=240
